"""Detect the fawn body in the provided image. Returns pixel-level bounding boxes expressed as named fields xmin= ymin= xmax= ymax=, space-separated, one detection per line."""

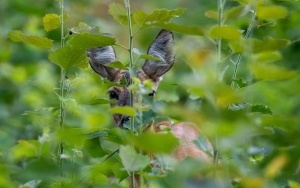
xmin=87 ymin=29 xmax=212 ymax=186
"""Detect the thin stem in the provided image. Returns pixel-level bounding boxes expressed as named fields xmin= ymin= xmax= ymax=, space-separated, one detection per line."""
xmin=230 ymin=11 xmax=256 ymax=89
xmin=58 ymin=0 xmax=66 ymax=178
xmin=216 ymin=0 xmax=223 ymax=80
xmin=125 ymin=0 xmax=135 ymax=133
xmin=125 ymin=1 xmax=136 ymax=188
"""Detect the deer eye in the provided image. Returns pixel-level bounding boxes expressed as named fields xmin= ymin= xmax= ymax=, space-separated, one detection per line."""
xmin=109 ymin=91 xmax=119 ymax=100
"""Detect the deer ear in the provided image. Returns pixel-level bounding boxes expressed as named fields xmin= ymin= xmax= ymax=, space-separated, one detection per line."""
xmin=87 ymin=46 xmax=121 ymax=82
xmin=141 ymin=30 xmax=175 ymax=82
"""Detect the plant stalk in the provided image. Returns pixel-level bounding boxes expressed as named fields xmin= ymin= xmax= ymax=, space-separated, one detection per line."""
xmin=58 ymin=0 xmax=66 ymax=178
xmin=125 ymin=0 xmax=135 ymax=133
xmin=216 ymin=0 xmax=223 ymax=80
xmin=230 ymin=11 xmax=256 ymax=88
xmin=125 ymin=1 xmax=136 ymax=188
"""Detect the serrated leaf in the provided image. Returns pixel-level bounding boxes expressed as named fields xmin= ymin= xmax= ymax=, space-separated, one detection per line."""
xmin=132 ymin=8 xmax=185 ymax=27
xmin=108 ymin=3 xmax=128 ymax=25
xmin=209 ymin=25 xmax=242 ymax=40
xmin=48 ymin=46 xmax=88 ymax=69
xmin=232 ymin=78 xmax=257 ymax=88
xmin=119 ymin=145 xmax=150 ymax=171
xmin=70 ymin=22 xmax=102 ymax=34
xmin=132 ymin=10 xmax=149 ymax=27
xmin=43 ymin=13 xmax=60 ymax=32
xmin=153 ymin=22 xmax=205 ymax=36
xmin=109 ymin=106 xmax=136 ymax=116
xmin=204 ymin=10 xmax=218 ymax=19
xmin=8 ymin=30 xmax=53 ymax=48
xmin=146 ymin=8 xmax=185 ymax=23
xmin=68 ymin=33 xmax=116 ymax=50
xmin=130 ymin=132 xmax=179 ymax=153
xmin=257 ymin=5 xmax=288 ymax=20
xmin=250 ymin=104 xmax=272 ymax=115
xmin=249 ymin=63 xmax=296 ymax=80
xmin=106 ymin=61 xmax=128 ymax=70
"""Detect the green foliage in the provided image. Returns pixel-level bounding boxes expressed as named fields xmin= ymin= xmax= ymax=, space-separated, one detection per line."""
xmin=8 ymin=30 xmax=53 ymax=48
xmin=3 ymin=0 xmax=300 ymax=187
xmin=43 ymin=13 xmax=60 ymax=31
xmin=48 ymin=46 xmax=89 ymax=69
xmin=119 ymin=145 xmax=150 ymax=171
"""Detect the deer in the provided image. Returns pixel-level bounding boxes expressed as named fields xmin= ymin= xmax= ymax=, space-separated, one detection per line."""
xmin=87 ymin=29 xmax=213 ymax=187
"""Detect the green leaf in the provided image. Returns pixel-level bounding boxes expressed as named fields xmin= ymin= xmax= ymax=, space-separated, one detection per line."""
xmin=253 ymin=51 xmax=282 ymax=63
xmin=232 ymin=78 xmax=257 ymax=88
xmin=224 ymin=5 xmax=249 ymax=19
xmin=153 ymin=22 xmax=205 ymax=36
xmin=70 ymin=22 xmax=102 ymax=34
xmin=43 ymin=13 xmax=60 ymax=32
xmin=68 ymin=33 xmax=116 ymax=50
xmin=108 ymin=3 xmax=128 ymax=25
xmin=209 ymin=25 xmax=241 ymax=40
xmin=204 ymin=10 xmax=218 ymax=19
xmin=8 ymin=30 xmax=53 ymax=48
xmin=146 ymin=8 xmax=185 ymax=23
xmin=79 ymin=98 xmax=110 ymax=105
xmin=48 ymin=46 xmax=88 ymax=69
xmin=132 ymin=10 xmax=148 ymax=27
xmin=250 ymin=104 xmax=272 ymax=115
xmin=229 ymin=38 xmax=290 ymax=53
xmin=257 ymin=5 xmax=288 ymax=20
xmin=133 ymin=48 xmax=161 ymax=61
xmin=10 ymin=140 xmax=38 ymax=160
xmin=106 ymin=61 xmax=128 ymax=70
xmin=249 ymin=63 xmax=296 ymax=81
xmin=119 ymin=145 xmax=150 ymax=171
xmin=132 ymin=8 xmax=185 ymax=27
xmin=57 ymin=127 xmax=86 ymax=147
xmin=130 ymin=131 xmax=179 ymax=153
xmin=109 ymin=106 xmax=136 ymax=116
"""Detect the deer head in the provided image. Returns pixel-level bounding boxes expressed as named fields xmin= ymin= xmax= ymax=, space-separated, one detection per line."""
xmin=87 ymin=29 xmax=175 ymax=128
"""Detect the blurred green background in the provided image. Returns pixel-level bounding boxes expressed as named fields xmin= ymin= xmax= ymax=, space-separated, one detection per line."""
xmin=1 ymin=0 xmax=300 ymax=187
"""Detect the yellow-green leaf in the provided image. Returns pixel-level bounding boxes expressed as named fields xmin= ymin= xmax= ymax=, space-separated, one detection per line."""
xmin=229 ymin=38 xmax=290 ymax=53
xmin=108 ymin=3 xmax=128 ymax=25
xmin=68 ymin=33 xmax=116 ymax=50
xmin=8 ymin=30 xmax=53 ymax=48
xmin=43 ymin=13 xmax=60 ymax=32
xmin=289 ymin=181 xmax=300 ymax=188
xmin=129 ymin=132 xmax=179 ymax=153
xmin=224 ymin=5 xmax=249 ymax=19
xmin=106 ymin=61 xmax=127 ymax=70
xmin=11 ymin=140 xmax=38 ymax=160
xmin=253 ymin=51 xmax=282 ymax=63
xmin=249 ymin=63 xmax=296 ymax=80
xmin=257 ymin=5 xmax=288 ymax=20
xmin=119 ymin=145 xmax=150 ymax=171
xmin=109 ymin=106 xmax=136 ymax=116
xmin=209 ymin=25 xmax=241 ymax=40
xmin=48 ymin=46 xmax=88 ymax=69
xmin=264 ymin=154 xmax=288 ymax=178
xmin=204 ymin=10 xmax=219 ymax=19
xmin=132 ymin=8 xmax=185 ymax=27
